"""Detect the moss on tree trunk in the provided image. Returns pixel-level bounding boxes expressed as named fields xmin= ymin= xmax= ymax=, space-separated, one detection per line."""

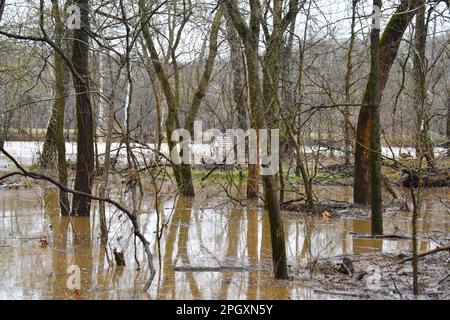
xmin=354 ymin=0 xmax=420 ymax=205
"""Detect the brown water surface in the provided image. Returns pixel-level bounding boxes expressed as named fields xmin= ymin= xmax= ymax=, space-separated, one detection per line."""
xmin=0 ymin=184 xmax=448 ymax=299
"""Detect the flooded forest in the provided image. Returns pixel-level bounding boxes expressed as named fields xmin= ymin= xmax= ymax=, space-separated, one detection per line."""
xmin=0 ymin=0 xmax=449 ymax=301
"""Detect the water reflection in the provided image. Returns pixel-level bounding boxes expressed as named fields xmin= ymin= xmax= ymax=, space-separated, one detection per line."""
xmin=0 ymin=185 xmax=448 ymax=299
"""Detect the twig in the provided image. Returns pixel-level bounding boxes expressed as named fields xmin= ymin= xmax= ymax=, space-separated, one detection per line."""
xmin=438 ymin=274 xmax=450 ymax=285
xmin=393 ymin=281 xmax=403 ymax=299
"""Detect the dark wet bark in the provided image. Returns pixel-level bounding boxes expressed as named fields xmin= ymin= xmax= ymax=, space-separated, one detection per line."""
xmin=402 ymin=171 xmax=450 ymax=188
xmin=354 ymin=0 xmax=420 ymax=205
xmin=410 ymin=186 xmax=420 ymax=295
xmin=0 ymin=0 xmax=5 ymax=22
xmin=71 ymin=0 xmax=95 ymax=216
xmin=369 ymin=0 xmax=383 ymax=235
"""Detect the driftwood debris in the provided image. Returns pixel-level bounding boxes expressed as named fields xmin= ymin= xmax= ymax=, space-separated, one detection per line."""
xmin=174 ymin=266 xmax=254 ymax=272
xmin=313 ymin=289 xmax=369 ymax=298
xmin=402 ymin=170 xmax=450 ymax=188
xmin=397 ymin=246 xmax=450 ymax=264
xmin=350 ymin=233 xmax=412 ymax=240
xmin=334 ymin=258 xmax=355 ymax=276
xmin=282 ymin=201 xmax=365 ymax=213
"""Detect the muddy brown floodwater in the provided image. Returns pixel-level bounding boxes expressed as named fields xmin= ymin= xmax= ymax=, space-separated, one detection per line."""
xmin=0 ymin=182 xmax=448 ymax=299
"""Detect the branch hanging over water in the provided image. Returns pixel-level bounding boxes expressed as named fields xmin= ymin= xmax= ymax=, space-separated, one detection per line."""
xmin=0 ymin=146 xmax=156 ymax=290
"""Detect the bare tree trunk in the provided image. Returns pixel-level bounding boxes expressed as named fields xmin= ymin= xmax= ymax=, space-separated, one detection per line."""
xmin=354 ymin=0 xmax=420 ymax=204
xmin=225 ymin=12 xmax=249 ymax=183
xmin=41 ymin=0 xmax=70 ymax=214
xmin=225 ymin=0 xmax=299 ymax=280
xmin=285 ymin=123 xmax=315 ymax=212
xmin=447 ymin=93 xmax=450 ymax=156
xmin=140 ymin=0 xmax=185 ymax=194
xmin=0 ymin=0 xmax=5 ymax=148
xmin=71 ymin=0 xmax=95 ymax=216
xmin=140 ymin=1 xmax=221 ymax=197
xmin=98 ymin=52 xmax=116 ymax=245
xmin=409 ymin=173 xmax=423 ymax=296
xmin=369 ymin=0 xmax=383 ymax=235
xmin=0 ymin=0 xmax=5 ymax=21
xmin=343 ymin=0 xmax=358 ymax=166
xmin=413 ymin=0 xmax=434 ymax=168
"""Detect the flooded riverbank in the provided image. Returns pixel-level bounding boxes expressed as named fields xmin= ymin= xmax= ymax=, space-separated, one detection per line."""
xmin=0 ymin=181 xmax=448 ymax=300
xmin=1 ymin=141 xmax=447 ymax=169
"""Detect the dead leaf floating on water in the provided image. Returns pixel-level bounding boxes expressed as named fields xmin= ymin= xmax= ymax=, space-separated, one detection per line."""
xmin=72 ymin=289 xmax=81 ymax=297
xmin=322 ymin=211 xmax=332 ymax=219
xmin=39 ymin=236 xmax=49 ymax=248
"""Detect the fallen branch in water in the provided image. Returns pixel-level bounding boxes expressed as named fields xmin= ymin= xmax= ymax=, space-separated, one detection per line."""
xmin=281 ymin=197 xmax=306 ymax=207
xmin=174 ymin=266 xmax=256 ymax=272
xmin=313 ymin=289 xmax=370 ymax=298
xmin=0 ymin=146 xmax=156 ymax=290
xmin=397 ymin=246 xmax=450 ymax=264
xmin=350 ymin=233 xmax=412 ymax=240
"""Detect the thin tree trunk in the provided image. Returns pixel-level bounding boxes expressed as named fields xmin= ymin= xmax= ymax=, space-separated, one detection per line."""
xmin=369 ymin=0 xmax=383 ymax=235
xmin=98 ymin=52 xmax=116 ymax=245
xmin=71 ymin=0 xmax=95 ymax=216
xmin=225 ymin=12 xmax=249 ymax=184
xmin=343 ymin=0 xmax=358 ymax=166
xmin=41 ymin=0 xmax=70 ymax=214
xmin=0 ymin=0 xmax=5 ymax=148
xmin=447 ymin=93 xmax=450 ymax=156
xmin=410 ymin=176 xmax=423 ymax=296
xmin=285 ymin=123 xmax=315 ymax=211
xmin=413 ymin=0 xmax=434 ymax=168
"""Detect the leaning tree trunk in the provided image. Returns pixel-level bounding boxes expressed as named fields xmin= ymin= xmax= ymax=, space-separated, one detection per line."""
xmin=140 ymin=0 xmax=221 ymax=197
xmin=354 ymin=0 xmax=420 ymax=205
xmin=71 ymin=0 xmax=95 ymax=216
xmin=183 ymin=8 xmax=222 ymax=195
